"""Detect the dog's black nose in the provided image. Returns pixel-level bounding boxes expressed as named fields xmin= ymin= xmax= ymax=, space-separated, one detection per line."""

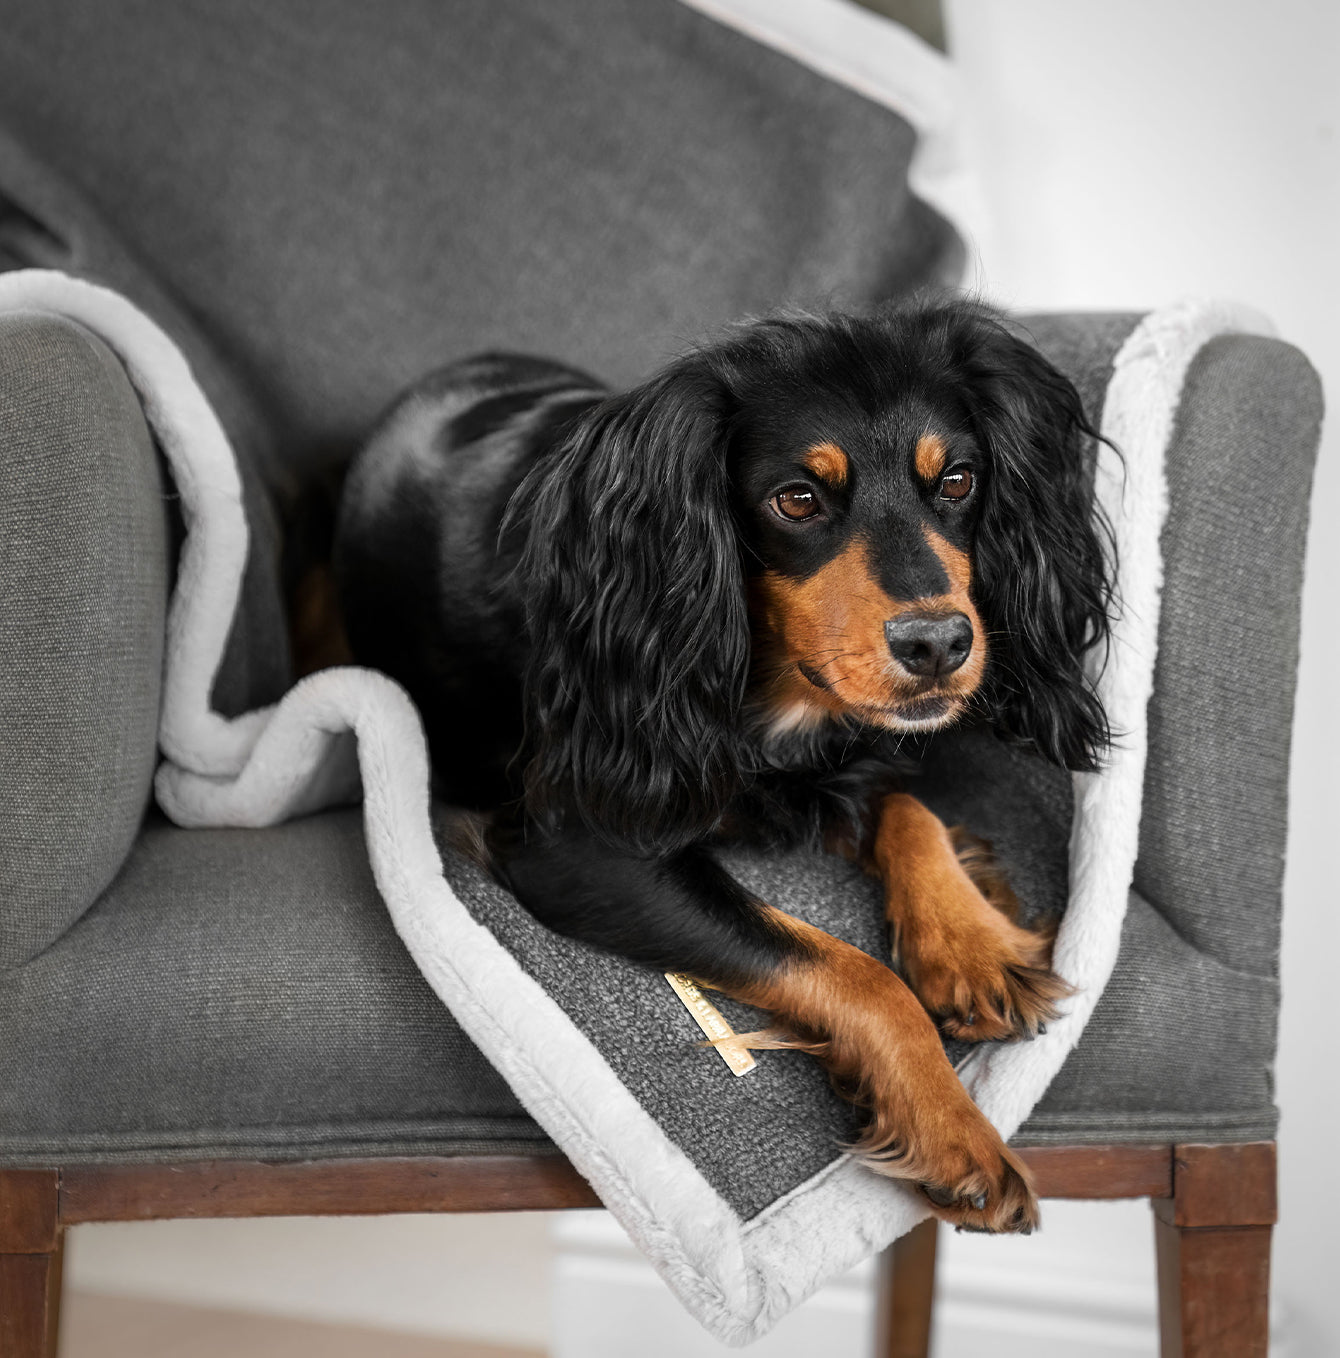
xmin=885 ymin=613 xmax=973 ymax=679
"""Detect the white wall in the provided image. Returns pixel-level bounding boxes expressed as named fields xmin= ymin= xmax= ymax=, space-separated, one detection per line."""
xmin=943 ymin=2 xmax=1340 ymax=1355
xmin=67 ymin=1211 xmax=556 ymax=1348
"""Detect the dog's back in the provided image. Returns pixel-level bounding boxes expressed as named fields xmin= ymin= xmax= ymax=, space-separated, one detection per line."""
xmin=335 ymin=354 xmax=604 ymax=804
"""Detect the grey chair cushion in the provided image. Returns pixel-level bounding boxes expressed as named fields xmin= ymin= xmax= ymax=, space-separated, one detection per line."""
xmin=0 ymin=811 xmax=546 ymax=1165
xmin=0 ymin=813 xmax=1275 ymax=1168
xmin=0 ymin=314 xmax=167 ymax=969
xmin=0 ymin=0 xmax=959 ymax=483
xmin=1021 ymin=889 xmax=1281 ymax=1144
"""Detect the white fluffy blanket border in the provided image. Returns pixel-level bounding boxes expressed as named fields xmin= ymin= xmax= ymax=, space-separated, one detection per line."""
xmin=0 ymin=269 xmax=1273 ymax=1344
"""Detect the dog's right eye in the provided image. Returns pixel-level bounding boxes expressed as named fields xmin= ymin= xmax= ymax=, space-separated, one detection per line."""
xmin=770 ymin=486 xmax=822 ymax=521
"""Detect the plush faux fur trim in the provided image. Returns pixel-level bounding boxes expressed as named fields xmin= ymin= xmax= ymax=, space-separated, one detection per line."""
xmin=0 ymin=269 xmax=1272 ymax=1344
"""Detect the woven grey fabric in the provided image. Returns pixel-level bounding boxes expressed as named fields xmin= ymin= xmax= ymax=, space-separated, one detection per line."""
xmin=0 ymin=314 xmax=167 ymax=969
xmin=0 ymin=811 xmax=545 ymax=1166
xmin=1019 ymin=331 xmax=1322 ymax=1143
xmin=0 ymin=0 xmax=959 ymax=482
xmin=0 ymin=131 xmax=292 ymax=718
xmin=1019 ymin=889 xmax=1281 ymax=1145
xmin=1134 ymin=334 xmax=1321 ymax=973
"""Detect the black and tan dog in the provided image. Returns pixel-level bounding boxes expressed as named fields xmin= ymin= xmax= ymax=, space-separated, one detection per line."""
xmin=334 ymin=301 xmax=1112 ymax=1234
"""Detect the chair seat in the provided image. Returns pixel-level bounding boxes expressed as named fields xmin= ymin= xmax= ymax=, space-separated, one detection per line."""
xmin=0 ymin=810 xmax=548 ymax=1165
xmin=1019 ymin=888 xmax=1278 ymax=1146
xmin=0 ymin=808 xmax=1277 ymax=1168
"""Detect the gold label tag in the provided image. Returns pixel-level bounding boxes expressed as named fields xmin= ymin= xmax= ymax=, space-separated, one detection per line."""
xmin=664 ymin=973 xmax=757 ymax=1077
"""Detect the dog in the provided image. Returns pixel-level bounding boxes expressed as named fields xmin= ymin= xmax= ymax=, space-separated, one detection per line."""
xmin=333 ymin=300 xmax=1112 ymax=1234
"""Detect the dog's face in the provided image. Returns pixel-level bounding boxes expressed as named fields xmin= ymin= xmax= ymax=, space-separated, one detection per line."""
xmin=517 ymin=302 xmax=1113 ymax=850
xmin=735 ymin=389 xmax=990 ymax=739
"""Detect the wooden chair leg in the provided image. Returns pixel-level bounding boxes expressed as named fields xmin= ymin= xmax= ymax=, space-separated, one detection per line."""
xmin=0 ymin=1171 xmax=64 ymax=1358
xmin=874 ymin=1216 xmax=938 ymax=1358
xmin=1152 ymin=1143 xmax=1276 ymax=1358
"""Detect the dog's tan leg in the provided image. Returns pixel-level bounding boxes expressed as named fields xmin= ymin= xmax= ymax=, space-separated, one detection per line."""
xmin=728 ymin=907 xmax=1038 ymax=1233
xmin=867 ymin=793 xmax=1069 ymax=1041
xmin=494 ymin=825 xmax=1037 ymax=1232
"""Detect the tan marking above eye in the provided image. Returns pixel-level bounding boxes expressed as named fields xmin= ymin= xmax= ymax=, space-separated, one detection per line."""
xmin=802 ymin=441 xmax=849 ymax=489
xmin=915 ymin=433 xmax=949 ymax=483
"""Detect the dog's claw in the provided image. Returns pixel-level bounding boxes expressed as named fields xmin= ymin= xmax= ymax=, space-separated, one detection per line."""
xmin=971 ymin=1192 xmax=987 ymax=1211
xmin=923 ymin=1184 xmax=957 ymax=1207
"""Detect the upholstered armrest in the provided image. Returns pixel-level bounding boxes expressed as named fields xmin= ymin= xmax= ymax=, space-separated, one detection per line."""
xmin=1131 ymin=331 xmax=1320 ymax=973
xmin=1013 ymin=312 xmax=1322 ymax=1143
xmin=1037 ymin=317 xmax=1320 ymax=972
xmin=0 ymin=312 xmax=169 ymax=968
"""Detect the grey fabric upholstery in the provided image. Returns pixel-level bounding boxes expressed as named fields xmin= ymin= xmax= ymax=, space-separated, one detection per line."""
xmin=1135 ymin=334 xmax=1321 ymax=976
xmin=0 ymin=811 xmax=545 ymax=1165
xmin=0 ymin=314 xmax=167 ymax=968
xmin=0 ymin=130 xmax=293 ymax=719
xmin=1017 ymin=326 xmax=1322 ymax=1145
xmin=0 ymin=0 xmax=959 ymax=483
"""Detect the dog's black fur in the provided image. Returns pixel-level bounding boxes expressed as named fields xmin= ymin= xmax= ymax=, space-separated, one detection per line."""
xmin=335 ymin=301 xmax=1112 ymax=1232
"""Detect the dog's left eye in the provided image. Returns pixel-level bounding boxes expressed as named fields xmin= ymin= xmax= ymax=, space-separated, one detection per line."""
xmin=938 ymin=467 xmax=974 ymax=502
xmin=770 ymin=486 xmax=822 ymax=521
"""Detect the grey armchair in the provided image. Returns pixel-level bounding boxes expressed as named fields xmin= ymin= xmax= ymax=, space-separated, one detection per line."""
xmin=0 ymin=3 xmax=1320 ymax=1356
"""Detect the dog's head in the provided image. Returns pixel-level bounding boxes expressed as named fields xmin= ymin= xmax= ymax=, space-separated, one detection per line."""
xmin=515 ymin=302 xmax=1113 ymax=851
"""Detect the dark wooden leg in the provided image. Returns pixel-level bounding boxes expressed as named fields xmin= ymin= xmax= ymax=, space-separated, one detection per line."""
xmin=874 ymin=1216 xmax=938 ymax=1358
xmin=1152 ymin=1143 xmax=1275 ymax=1358
xmin=0 ymin=1171 xmax=64 ymax=1358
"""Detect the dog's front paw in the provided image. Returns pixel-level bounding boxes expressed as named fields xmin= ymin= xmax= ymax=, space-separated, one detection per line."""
xmin=912 ymin=925 xmax=1069 ymax=1042
xmin=857 ymin=1079 xmax=1039 ymax=1234
xmin=918 ymin=1141 xmax=1038 ymax=1234
xmin=901 ymin=878 xmax=1070 ymax=1042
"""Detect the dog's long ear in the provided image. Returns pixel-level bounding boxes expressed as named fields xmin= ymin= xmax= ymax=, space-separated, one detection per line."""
xmin=509 ymin=357 xmax=749 ymax=851
xmin=962 ymin=322 xmax=1114 ymax=771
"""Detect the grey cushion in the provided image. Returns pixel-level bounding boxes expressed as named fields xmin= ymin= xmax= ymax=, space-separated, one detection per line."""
xmin=0 ymin=0 xmax=959 ymax=482
xmin=0 ymin=314 xmax=167 ymax=969
xmin=0 ymin=811 xmax=546 ymax=1165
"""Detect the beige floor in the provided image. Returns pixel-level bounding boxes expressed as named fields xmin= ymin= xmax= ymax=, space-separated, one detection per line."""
xmin=61 ymin=1291 xmax=545 ymax=1358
